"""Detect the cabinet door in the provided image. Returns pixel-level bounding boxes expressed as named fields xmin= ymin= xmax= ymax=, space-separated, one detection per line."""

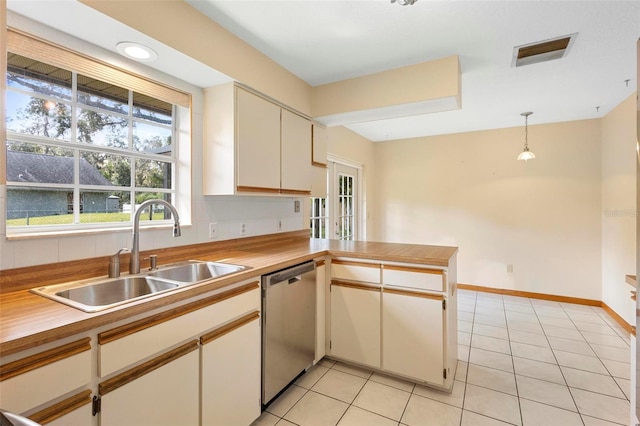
xmin=201 ymin=312 xmax=261 ymax=426
xmin=236 ymin=88 xmax=281 ymax=191
xmin=27 ymin=389 xmax=93 ymax=426
xmin=0 ymin=338 xmax=91 ymax=415
xmin=312 ymin=124 xmax=328 ymax=167
xmin=45 ymin=405 xmax=92 ymax=426
xmin=382 ymin=289 xmax=444 ymax=385
xmin=316 ymin=262 xmax=326 ymax=362
xmin=281 ymin=109 xmax=312 ymax=193
xmin=99 ymin=342 xmax=199 ymax=426
xmin=330 ymin=283 xmax=381 ymax=368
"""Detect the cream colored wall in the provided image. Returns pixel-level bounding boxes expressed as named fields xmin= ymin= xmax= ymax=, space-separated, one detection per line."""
xmin=373 ymin=120 xmax=603 ymax=300
xmin=312 ymin=55 xmax=460 ymax=118
xmin=327 ymin=126 xmax=377 ymax=240
xmin=601 ymin=94 xmax=637 ymax=324
xmin=79 ymin=0 xmax=312 ymax=115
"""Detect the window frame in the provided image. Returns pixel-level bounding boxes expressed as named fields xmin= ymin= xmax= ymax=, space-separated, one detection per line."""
xmin=310 ymin=196 xmax=328 ymax=239
xmin=4 ymin=29 xmax=192 ymax=236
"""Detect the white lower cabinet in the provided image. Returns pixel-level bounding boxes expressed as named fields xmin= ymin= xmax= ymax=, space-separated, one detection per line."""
xmin=97 ymin=279 xmax=262 ymax=426
xmin=328 ymin=258 xmax=455 ymax=390
xmin=99 ymin=342 xmax=199 ymax=426
xmin=382 ymin=289 xmax=444 ymax=386
xmin=330 ymin=283 xmax=381 ymax=368
xmin=315 ymin=260 xmax=327 ymax=363
xmin=45 ymin=403 xmax=93 ymax=426
xmin=0 ymin=338 xmax=92 ymax=417
xmin=28 ymin=390 xmax=93 ymax=426
xmin=201 ymin=312 xmax=261 ymax=426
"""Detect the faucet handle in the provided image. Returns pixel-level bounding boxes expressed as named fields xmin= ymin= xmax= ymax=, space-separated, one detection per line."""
xmin=146 ymin=254 xmax=158 ymax=271
xmin=109 ymin=248 xmax=129 ymax=278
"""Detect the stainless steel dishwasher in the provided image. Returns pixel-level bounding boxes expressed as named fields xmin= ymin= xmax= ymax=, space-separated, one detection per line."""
xmin=262 ymin=260 xmax=316 ymax=406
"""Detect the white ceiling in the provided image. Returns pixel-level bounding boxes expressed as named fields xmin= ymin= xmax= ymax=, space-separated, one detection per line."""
xmin=186 ymin=0 xmax=640 ymax=141
xmin=6 ymin=0 xmax=640 ymax=142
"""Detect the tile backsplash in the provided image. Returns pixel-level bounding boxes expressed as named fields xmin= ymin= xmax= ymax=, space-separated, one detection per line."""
xmin=0 ymin=192 xmax=305 ymax=270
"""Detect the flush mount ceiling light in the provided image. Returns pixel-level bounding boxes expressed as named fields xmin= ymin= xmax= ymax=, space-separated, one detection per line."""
xmin=512 ymin=33 xmax=577 ymax=68
xmin=116 ymin=42 xmax=158 ymax=62
xmin=391 ymin=0 xmax=418 ymax=5
xmin=517 ymin=112 xmax=536 ymax=161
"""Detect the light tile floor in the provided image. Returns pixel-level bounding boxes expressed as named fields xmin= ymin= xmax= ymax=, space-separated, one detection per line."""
xmin=252 ymin=290 xmax=631 ymax=426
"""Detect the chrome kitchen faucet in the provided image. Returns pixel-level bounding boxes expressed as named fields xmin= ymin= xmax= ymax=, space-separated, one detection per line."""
xmin=130 ymin=199 xmax=181 ymax=274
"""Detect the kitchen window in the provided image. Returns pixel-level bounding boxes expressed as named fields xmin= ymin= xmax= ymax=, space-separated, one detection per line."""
xmin=4 ymin=30 xmax=191 ymax=234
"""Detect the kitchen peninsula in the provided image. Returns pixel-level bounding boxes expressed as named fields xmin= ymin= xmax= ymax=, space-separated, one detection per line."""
xmin=0 ymin=231 xmax=458 ymax=425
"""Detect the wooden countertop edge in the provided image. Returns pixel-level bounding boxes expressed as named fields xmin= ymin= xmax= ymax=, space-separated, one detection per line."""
xmin=0 ymin=234 xmax=459 ymax=356
xmin=626 ymin=274 xmax=637 ymax=288
xmin=0 ymin=253 xmax=321 ymax=356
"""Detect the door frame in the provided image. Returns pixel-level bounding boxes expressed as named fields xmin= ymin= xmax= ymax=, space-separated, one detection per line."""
xmin=327 ymin=154 xmax=365 ymax=241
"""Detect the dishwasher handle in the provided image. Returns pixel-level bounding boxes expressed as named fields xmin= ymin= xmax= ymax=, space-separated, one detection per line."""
xmin=288 ymin=276 xmax=301 ymax=284
xmin=266 ymin=261 xmax=315 ymax=286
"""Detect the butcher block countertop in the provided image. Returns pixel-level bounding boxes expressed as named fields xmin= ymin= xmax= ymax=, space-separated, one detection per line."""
xmin=0 ymin=231 xmax=458 ymax=356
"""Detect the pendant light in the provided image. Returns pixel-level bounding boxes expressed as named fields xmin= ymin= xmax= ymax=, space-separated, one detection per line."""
xmin=517 ymin=111 xmax=536 ymax=161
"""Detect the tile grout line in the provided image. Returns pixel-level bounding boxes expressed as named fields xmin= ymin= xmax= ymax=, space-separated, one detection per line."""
xmin=500 ymin=293 xmax=525 ymax=426
xmin=559 ymin=301 xmax=631 ymax=407
xmin=462 ymin=305 xmax=630 ymax=421
xmin=458 ymin=291 xmax=476 ymax=426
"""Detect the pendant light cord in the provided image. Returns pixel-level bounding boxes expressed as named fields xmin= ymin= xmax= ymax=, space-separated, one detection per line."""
xmin=524 ymin=114 xmax=529 ymax=150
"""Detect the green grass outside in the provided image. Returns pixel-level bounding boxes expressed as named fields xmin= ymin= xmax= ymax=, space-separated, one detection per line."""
xmin=7 ymin=212 xmax=167 ymax=226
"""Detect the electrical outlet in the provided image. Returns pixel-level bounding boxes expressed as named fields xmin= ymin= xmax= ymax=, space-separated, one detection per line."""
xmin=278 ymin=220 xmax=283 ymax=231
xmin=294 ymin=200 xmax=300 ymax=213
xmin=507 ymin=264 xmax=514 ymax=273
xmin=208 ymin=223 xmax=217 ymax=239
xmin=241 ymin=223 xmax=246 ymax=235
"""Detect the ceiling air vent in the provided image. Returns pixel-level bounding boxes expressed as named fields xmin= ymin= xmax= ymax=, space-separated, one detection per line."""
xmin=512 ymin=33 xmax=578 ymax=67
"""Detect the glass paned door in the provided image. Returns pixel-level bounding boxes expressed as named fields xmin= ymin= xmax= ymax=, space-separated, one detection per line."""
xmin=330 ymin=162 xmax=359 ymax=240
xmin=310 ymin=197 xmax=328 ymax=238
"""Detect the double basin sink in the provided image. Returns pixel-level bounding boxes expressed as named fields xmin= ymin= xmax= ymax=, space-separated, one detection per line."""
xmin=31 ymin=261 xmax=249 ymax=313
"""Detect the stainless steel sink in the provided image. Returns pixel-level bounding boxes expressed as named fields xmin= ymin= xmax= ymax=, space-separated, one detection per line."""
xmin=148 ymin=261 xmax=248 ymax=284
xmin=32 ymin=276 xmax=179 ymax=313
xmin=30 ymin=260 xmax=249 ymax=312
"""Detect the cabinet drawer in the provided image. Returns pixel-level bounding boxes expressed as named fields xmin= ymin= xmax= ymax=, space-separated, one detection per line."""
xmin=383 ymin=265 xmax=446 ymax=292
xmin=0 ymin=338 xmax=91 ymax=414
xmin=29 ymin=390 xmax=92 ymax=425
xmin=99 ymin=281 xmax=260 ymax=377
xmin=332 ymin=260 xmax=381 ymax=284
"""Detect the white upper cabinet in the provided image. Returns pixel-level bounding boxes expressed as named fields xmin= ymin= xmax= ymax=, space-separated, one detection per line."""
xmin=281 ymin=108 xmax=312 ymax=194
xmin=236 ymin=88 xmax=282 ymax=191
xmin=310 ymin=123 xmax=328 ymax=197
xmin=203 ymin=83 xmax=312 ymax=196
xmin=312 ymin=123 xmax=328 ymax=167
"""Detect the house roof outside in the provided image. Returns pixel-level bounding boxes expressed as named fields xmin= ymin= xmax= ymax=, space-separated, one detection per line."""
xmin=6 ymin=150 xmax=111 ymax=186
